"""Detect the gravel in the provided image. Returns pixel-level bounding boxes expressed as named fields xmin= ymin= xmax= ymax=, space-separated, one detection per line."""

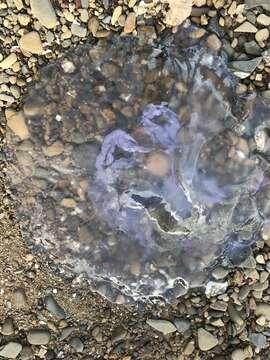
xmin=197 ymin=328 xmax=219 ymax=351
xmin=146 ymin=319 xmax=177 ymax=335
xmin=1 ymin=0 xmax=270 ymax=359
xmin=27 ymin=329 xmax=51 ymax=345
xmin=0 ymin=342 xmax=22 ymax=359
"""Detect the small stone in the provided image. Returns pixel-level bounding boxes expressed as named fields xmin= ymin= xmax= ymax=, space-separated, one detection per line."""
xmin=262 ymin=90 xmax=270 ymax=99
xmin=145 ymin=153 xmax=170 ymax=176
xmin=30 ymin=0 xmax=57 ymax=29
xmin=71 ymin=23 xmax=87 ymax=37
xmin=19 ymin=32 xmax=43 ymax=54
xmin=44 ymin=295 xmax=66 ymax=319
xmin=18 ymin=14 xmax=31 ymax=26
xmin=255 ymin=28 xmax=269 ymax=43
xmin=165 ymin=0 xmax=192 ymax=26
xmin=256 ymin=254 xmax=265 ymax=264
xmin=14 ymin=0 xmax=24 ymax=10
xmin=20 ymin=346 xmax=33 ymax=360
xmin=60 ymin=326 xmax=75 ymax=340
xmin=173 ymin=318 xmax=190 ymax=333
xmin=111 ymin=6 xmax=122 ymax=25
xmin=206 ymin=34 xmax=222 ymax=51
xmin=244 ymin=40 xmax=262 ymax=56
xmin=88 ymin=17 xmax=99 ymax=36
xmin=197 ymin=328 xmax=218 ymax=351
xmin=231 ymin=348 xmax=248 ymax=360
xmin=261 ymin=221 xmax=270 ymax=241
xmin=124 ymin=12 xmax=136 ymax=33
xmin=0 ymin=54 xmax=17 ymax=70
xmin=229 ymin=57 xmax=262 ymax=79
xmin=27 ymin=329 xmax=50 ymax=345
xmin=5 ymin=110 xmax=29 ymax=140
xmin=228 ymin=304 xmax=244 ymax=326
xmin=69 ymin=337 xmax=84 ymax=352
xmin=1 ymin=318 xmax=14 ymax=336
xmin=255 ymin=303 xmax=270 ymax=320
xmin=146 ymin=319 xmax=177 ymax=335
xmin=245 ymin=0 xmax=270 ymax=11
xmin=183 ymin=341 xmax=195 ymax=355
xmin=12 ymin=288 xmax=27 ymax=308
xmin=257 ymin=14 xmax=270 ymax=26
xmin=0 ymin=94 xmax=15 ymax=104
xmin=61 ymin=198 xmax=77 ymax=208
xmin=249 ymin=333 xmax=266 ymax=348
xmin=43 ymin=141 xmax=64 ymax=157
xmin=0 ymin=342 xmax=22 ymax=359
xmin=238 ymin=254 xmax=256 ymax=268
xmin=256 ymin=315 xmax=266 ymax=326
xmin=238 ymin=285 xmax=250 ymax=300
xmin=205 ymin=281 xmax=228 ymax=297
xmin=61 ymin=60 xmax=76 ymax=73
xmin=212 ymin=267 xmax=229 ymax=280
xmin=234 ymin=21 xmax=257 ymax=33
xmin=210 ymin=300 xmax=228 ymax=312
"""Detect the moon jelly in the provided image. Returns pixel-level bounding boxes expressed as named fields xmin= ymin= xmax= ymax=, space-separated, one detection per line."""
xmin=6 ymin=25 xmax=270 ymax=303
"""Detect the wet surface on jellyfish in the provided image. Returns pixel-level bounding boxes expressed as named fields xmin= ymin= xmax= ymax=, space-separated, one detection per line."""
xmin=6 ymin=25 xmax=270 ymax=303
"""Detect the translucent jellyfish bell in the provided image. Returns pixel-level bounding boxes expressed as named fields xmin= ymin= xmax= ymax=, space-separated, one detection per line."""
xmin=5 ymin=25 xmax=270 ymax=303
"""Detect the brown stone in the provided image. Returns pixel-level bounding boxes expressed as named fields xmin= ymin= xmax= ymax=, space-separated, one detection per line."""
xmin=19 ymin=31 xmax=43 ymax=54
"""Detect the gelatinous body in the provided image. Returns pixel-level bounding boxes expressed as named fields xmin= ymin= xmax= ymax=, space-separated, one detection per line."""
xmin=6 ymin=25 xmax=270 ymax=302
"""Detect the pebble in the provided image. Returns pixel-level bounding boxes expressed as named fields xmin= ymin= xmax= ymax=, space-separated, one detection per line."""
xmin=44 ymin=295 xmax=66 ymax=319
xmin=205 ymin=280 xmax=228 ymax=297
xmin=71 ymin=23 xmax=87 ymax=38
xmin=212 ymin=267 xmax=229 ymax=280
xmin=0 ymin=53 xmax=17 ymax=70
xmin=228 ymin=304 xmax=244 ymax=326
xmin=146 ymin=319 xmax=177 ymax=335
xmin=238 ymin=285 xmax=250 ymax=300
xmin=255 ymin=303 xmax=270 ymax=320
xmin=173 ymin=318 xmax=190 ymax=333
xmin=165 ymin=0 xmax=192 ymax=26
xmin=206 ymin=34 xmax=222 ymax=51
xmin=1 ymin=318 xmax=14 ymax=336
xmin=257 ymin=14 xmax=270 ymax=26
xmin=18 ymin=14 xmax=31 ymax=26
xmin=12 ymin=288 xmax=27 ymax=308
xmin=69 ymin=337 xmax=84 ymax=352
xmin=5 ymin=110 xmax=29 ymax=140
xmin=60 ymin=326 xmax=75 ymax=340
xmin=244 ymin=40 xmax=262 ymax=55
xmin=124 ymin=12 xmax=136 ymax=33
xmin=234 ymin=21 xmax=257 ymax=33
xmin=255 ymin=28 xmax=269 ymax=42
xmin=43 ymin=141 xmax=64 ymax=157
xmin=0 ymin=94 xmax=15 ymax=104
xmin=19 ymin=32 xmax=43 ymax=55
xmin=197 ymin=328 xmax=218 ymax=351
xmin=231 ymin=347 xmax=252 ymax=360
xmin=249 ymin=333 xmax=266 ymax=348
xmin=0 ymin=342 xmax=22 ymax=359
xmin=20 ymin=346 xmax=33 ymax=360
xmin=261 ymin=221 xmax=270 ymax=241
xmin=27 ymin=329 xmax=51 ymax=345
xmin=111 ymin=6 xmax=122 ymax=25
xmin=256 ymin=254 xmax=265 ymax=264
xmin=145 ymin=153 xmax=170 ymax=176
xmin=14 ymin=0 xmax=23 ymax=10
xmin=30 ymin=0 xmax=57 ymax=29
xmin=229 ymin=57 xmax=262 ymax=79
